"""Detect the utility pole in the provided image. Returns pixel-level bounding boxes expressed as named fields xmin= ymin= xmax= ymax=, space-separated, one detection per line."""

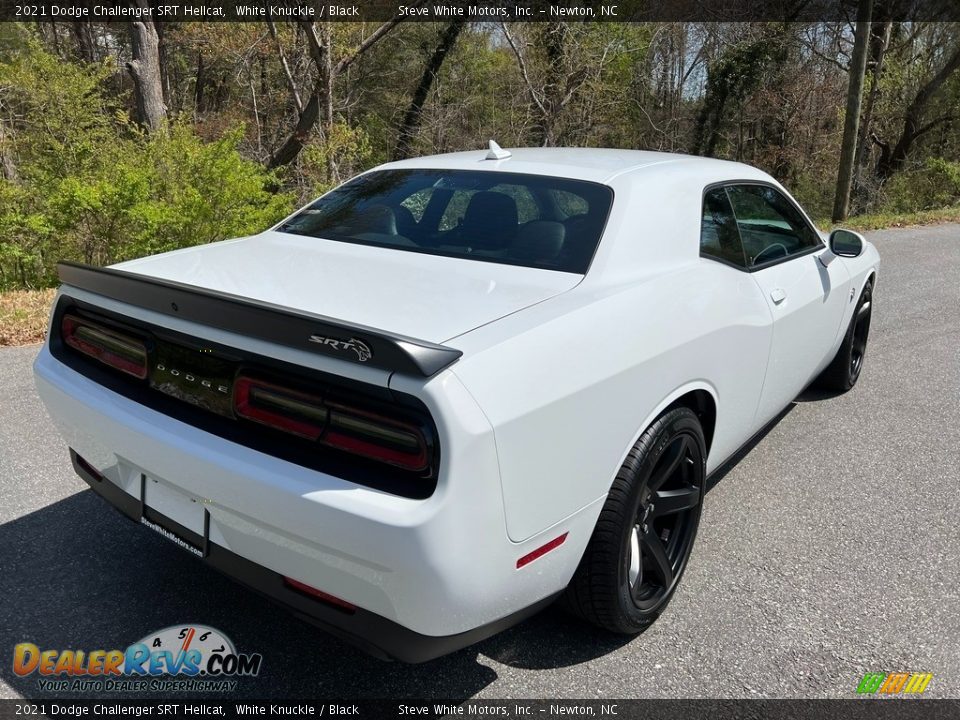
xmin=832 ymin=0 xmax=874 ymax=223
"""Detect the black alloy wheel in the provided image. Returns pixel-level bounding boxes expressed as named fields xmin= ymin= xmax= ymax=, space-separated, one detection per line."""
xmin=564 ymin=407 xmax=706 ymax=633
xmin=816 ymin=279 xmax=874 ymax=392
xmin=626 ymin=429 xmax=702 ymax=614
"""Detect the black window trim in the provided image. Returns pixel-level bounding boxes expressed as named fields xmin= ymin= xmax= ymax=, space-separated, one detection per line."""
xmin=699 ymin=179 xmax=825 ymax=273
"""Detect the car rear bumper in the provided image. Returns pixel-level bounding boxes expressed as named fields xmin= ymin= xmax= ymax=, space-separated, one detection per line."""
xmin=71 ymin=449 xmax=557 ymax=662
xmin=34 ymin=344 xmax=596 ymax=660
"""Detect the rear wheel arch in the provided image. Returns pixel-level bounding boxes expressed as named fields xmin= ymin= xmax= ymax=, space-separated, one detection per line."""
xmin=625 ymin=384 xmax=717 ymax=468
xmin=661 ymin=389 xmax=716 ymax=459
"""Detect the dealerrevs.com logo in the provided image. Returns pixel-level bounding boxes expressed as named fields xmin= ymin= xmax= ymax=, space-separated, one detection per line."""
xmin=13 ymin=625 xmax=262 ymax=693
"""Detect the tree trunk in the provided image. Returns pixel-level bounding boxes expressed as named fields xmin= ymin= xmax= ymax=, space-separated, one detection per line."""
xmin=0 ymin=121 xmax=17 ymax=182
xmin=393 ymin=22 xmax=463 ymax=161
xmin=267 ymin=17 xmax=405 ymax=170
xmin=70 ymin=22 xmax=96 ymax=63
xmin=194 ymin=51 xmax=206 ymax=113
xmin=876 ymin=43 xmax=960 ymax=179
xmin=126 ymin=12 xmax=167 ymax=132
xmin=154 ymin=20 xmax=173 ymax=113
xmin=832 ymin=0 xmax=873 ymax=223
xmin=317 ymin=24 xmax=335 ymax=181
xmin=852 ymin=17 xmax=892 ymax=208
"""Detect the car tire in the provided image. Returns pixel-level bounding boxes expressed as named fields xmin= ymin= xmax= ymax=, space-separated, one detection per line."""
xmin=562 ymin=407 xmax=706 ymax=634
xmin=814 ymin=279 xmax=873 ymax=392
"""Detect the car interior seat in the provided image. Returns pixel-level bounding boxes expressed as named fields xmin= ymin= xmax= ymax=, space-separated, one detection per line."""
xmin=456 ymin=192 xmax=518 ymax=250
xmin=511 ymin=220 xmax=566 ymax=265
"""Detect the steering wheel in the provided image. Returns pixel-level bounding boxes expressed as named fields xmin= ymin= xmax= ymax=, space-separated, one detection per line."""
xmin=753 ymin=243 xmax=788 ymax=265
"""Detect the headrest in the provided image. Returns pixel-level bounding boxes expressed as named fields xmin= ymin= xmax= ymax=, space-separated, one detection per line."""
xmin=461 ymin=192 xmax=518 ymax=249
xmin=394 ymin=204 xmax=417 ymax=237
xmin=512 ymin=220 xmax=565 ymax=264
xmin=352 ymin=204 xmax=397 ymax=235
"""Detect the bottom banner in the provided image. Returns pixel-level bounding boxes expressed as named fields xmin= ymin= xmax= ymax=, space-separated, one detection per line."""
xmin=1 ymin=700 xmax=958 ymax=720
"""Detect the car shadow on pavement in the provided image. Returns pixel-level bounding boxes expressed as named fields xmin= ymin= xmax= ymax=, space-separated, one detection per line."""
xmin=2 ymin=489 xmax=642 ymax=697
xmin=477 ymin=607 xmax=635 ymax=669
xmin=705 ymin=403 xmax=796 ymax=492
xmin=794 ymin=386 xmax=845 ymax=403
xmin=0 ymin=491 xmax=501 ymax=700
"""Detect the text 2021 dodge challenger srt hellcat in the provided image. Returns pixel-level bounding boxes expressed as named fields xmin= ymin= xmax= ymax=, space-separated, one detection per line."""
xmin=35 ymin=144 xmax=879 ymax=661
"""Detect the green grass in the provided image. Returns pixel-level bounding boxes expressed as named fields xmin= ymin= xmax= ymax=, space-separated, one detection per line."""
xmin=817 ymin=205 xmax=960 ymax=232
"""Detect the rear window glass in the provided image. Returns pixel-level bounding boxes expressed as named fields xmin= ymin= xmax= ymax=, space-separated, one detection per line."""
xmin=277 ymin=169 xmax=613 ymax=274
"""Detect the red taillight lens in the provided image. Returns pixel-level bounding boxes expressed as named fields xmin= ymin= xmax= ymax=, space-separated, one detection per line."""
xmin=61 ymin=314 xmax=148 ymax=379
xmin=234 ymin=375 xmax=430 ymax=472
xmin=234 ymin=376 xmax=328 ymax=440
xmin=323 ymin=402 xmax=429 ymax=472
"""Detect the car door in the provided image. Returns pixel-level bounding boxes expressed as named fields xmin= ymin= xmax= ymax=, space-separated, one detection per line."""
xmin=724 ymin=183 xmax=851 ymax=425
xmin=698 ymin=187 xmax=775 ymax=459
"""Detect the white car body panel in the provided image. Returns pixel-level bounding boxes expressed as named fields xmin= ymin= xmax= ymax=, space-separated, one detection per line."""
xmin=750 ymin=249 xmax=852 ymax=423
xmin=114 ymin=231 xmax=582 ymax=344
xmin=34 ymin=148 xmax=880 ymax=659
xmin=451 ymin=261 xmax=774 ymax=541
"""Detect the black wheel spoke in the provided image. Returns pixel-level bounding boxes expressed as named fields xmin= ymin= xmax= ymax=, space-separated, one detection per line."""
xmin=647 ymin=435 xmax=688 ymax=492
xmin=641 ymin=528 xmax=674 ymax=588
xmin=652 ymin=485 xmax=700 ymax=517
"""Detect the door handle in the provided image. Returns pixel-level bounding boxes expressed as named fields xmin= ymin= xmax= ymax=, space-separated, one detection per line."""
xmin=770 ymin=288 xmax=787 ymax=304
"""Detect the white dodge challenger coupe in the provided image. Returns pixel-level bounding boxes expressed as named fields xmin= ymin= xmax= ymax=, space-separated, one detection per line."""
xmin=34 ymin=145 xmax=879 ymax=662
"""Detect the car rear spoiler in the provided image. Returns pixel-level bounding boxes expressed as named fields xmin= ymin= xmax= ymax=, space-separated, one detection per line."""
xmin=56 ymin=262 xmax=462 ymax=378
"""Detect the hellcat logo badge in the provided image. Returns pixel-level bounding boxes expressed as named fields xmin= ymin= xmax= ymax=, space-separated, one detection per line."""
xmin=308 ymin=334 xmax=373 ymax=362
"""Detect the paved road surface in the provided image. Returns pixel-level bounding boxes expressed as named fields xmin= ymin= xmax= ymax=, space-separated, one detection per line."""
xmin=1 ymin=224 xmax=958 ymax=699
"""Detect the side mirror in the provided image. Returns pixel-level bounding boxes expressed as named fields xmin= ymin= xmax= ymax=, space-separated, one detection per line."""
xmin=829 ymin=229 xmax=865 ymax=258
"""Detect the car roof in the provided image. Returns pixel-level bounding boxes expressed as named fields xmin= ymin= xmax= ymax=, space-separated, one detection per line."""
xmin=374 ymin=147 xmax=769 ymax=185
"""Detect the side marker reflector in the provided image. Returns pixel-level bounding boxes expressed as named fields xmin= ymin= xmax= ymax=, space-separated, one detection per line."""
xmin=516 ymin=532 xmax=568 ymax=569
xmin=283 ymin=576 xmax=357 ymax=613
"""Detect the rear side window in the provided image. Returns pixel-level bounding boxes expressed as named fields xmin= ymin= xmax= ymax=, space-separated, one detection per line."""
xmin=278 ymin=169 xmax=614 ymax=273
xmin=725 ymin=184 xmax=821 ymax=267
xmin=700 ymin=188 xmax=747 ymax=267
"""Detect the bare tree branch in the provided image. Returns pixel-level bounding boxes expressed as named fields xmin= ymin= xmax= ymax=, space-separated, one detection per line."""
xmin=501 ymin=23 xmax=547 ymax=116
xmin=268 ymin=13 xmax=415 ymax=169
xmin=266 ymin=18 xmax=303 ymax=113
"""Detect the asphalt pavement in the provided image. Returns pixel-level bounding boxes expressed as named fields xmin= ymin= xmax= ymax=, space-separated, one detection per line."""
xmin=1 ymin=223 xmax=958 ymax=699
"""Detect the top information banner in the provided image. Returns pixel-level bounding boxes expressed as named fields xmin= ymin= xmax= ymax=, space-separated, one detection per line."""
xmin=1 ymin=0 xmax=959 ymax=23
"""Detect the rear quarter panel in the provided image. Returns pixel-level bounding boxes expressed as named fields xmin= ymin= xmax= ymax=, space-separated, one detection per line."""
xmin=450 ymin=262 xmax=773 ymax=543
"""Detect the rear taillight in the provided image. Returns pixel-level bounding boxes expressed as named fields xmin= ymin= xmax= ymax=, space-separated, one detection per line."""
xmin=234 ymin=375 xmax=431 ymax=472
xmin=61 ymin=314 xmax=148 ymax=379
xmin=234 ymin=377 xmax=328 ymax=440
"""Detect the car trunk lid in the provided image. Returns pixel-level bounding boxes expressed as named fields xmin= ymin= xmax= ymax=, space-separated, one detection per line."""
xmin=113 ymin=230 xmax=581 ymax=344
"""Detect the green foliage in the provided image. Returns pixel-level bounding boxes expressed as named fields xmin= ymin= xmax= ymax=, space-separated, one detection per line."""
xmin=301 ymin=122 xmax=374 ymax=195
xmin=692 ymin=27 xmax=790 ymax=156
xmin=883 ymin=158 xmax=960 ymax=213
xmin=3 ymin=20 xmax=960 ymax=293
xmin=0 ymin=36 xmax=293 ymax=290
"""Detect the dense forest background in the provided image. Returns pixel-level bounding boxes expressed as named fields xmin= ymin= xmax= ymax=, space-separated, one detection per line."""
xmin=1 ymin=18 xmax=959 ymax=289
